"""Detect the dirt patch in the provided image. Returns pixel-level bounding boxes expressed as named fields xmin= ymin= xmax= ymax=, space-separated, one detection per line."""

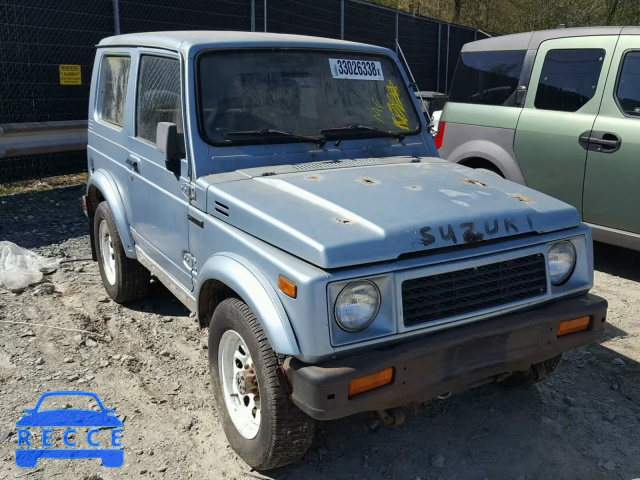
xmin=0 ymin=188 xmax=639 ymax=479
xmin=0 ymin=173 xmax=87 ymax=197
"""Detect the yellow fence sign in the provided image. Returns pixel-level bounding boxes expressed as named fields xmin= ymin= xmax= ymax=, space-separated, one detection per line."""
xmin=59 ymin=65 xmax=81 ymax=85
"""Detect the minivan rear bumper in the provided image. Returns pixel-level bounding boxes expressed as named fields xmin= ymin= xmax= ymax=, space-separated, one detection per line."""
xmin=284 ymin=293 xmax=607 ymax=421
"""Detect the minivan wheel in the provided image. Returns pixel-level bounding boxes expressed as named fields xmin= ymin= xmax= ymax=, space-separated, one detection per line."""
xmin=209 ymin=298 xmax=315 ymax=470
xmin=501 ymin=354 xmax=563 ymax=387
xmin=94 ymin=201 xmax=150 ymax=303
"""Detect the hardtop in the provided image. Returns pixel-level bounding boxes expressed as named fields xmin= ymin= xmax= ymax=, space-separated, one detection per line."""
xmin=97 ymin=31 xmax=394 ymax=57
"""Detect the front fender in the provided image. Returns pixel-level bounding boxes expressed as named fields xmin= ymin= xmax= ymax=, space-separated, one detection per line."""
xmin=196 ymin=253 xmax=300 ymax=355
xmin=86 ymin=169 xmax=136 ymax=258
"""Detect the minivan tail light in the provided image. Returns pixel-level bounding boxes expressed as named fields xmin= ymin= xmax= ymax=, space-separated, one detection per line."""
xmin=434 ymin=122 xmax=446 ymax=149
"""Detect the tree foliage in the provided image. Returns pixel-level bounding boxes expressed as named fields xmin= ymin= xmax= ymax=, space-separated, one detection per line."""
xmin=372 ymin=0 xmax=639 ymax=35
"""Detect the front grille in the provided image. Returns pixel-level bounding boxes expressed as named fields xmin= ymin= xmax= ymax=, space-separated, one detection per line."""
xmin=402 ymin=253 xmax=547 ymax=327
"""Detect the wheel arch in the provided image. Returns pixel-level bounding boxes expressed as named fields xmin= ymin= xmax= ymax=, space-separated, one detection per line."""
xmin=86 ymin=170 xmax=136 ymax=258
xmin=196 ymin=254 xmax=300 ymax=356
xmin=445 ymin=135 xmax=526 ymax=184
xmin=458 ymin=156 xmax=505 ymax=176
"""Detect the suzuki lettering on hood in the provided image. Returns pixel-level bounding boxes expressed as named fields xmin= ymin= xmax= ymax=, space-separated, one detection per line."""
xmin=206 ymin=159 xmax=580 ymax=269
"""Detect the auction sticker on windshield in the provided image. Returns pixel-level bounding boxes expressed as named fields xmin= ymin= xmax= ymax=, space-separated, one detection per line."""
xmin=329 ymin=59 xmax=384 ymax=80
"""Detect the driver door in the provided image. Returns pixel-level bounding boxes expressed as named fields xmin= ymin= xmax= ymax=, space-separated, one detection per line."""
xmin=127 ymin=51 xmax=192 ymax=290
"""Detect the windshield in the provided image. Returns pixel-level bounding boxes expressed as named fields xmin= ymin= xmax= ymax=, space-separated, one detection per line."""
xmin=197 ymin=49 xmax=421 ymax=145
xmin=35 ymin=395 xmax=100 ymax=412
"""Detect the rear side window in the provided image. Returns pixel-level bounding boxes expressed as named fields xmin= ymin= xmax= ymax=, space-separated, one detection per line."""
xmin=449 ymin=51 xmax=525 ymax=106
xmin=97 ymin=55 xmax=131 ymax=127
xmin=616 ymin=51 xmax=640 ymax=117
xmin=136 ymin=55 xmax=182 ymax=144
xmin=534 ymin=49 xmax=604 ymax=112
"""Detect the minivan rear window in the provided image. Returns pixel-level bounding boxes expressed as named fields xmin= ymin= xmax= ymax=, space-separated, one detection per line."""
xmin=449 ymin=51 xmax=525 ymax=107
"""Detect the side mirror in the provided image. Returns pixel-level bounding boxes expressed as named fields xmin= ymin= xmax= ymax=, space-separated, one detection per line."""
xmin=156 ymin=122 xmax=184 ymax=176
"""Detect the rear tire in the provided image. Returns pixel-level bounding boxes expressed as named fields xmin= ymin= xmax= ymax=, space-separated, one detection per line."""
xmin=94 ymin=201 xmax=150 ymax=303
xmin=501 ymin=354 xmax=563 ymax=386
xmin=209 ymin=298 xmax=315 ymax=470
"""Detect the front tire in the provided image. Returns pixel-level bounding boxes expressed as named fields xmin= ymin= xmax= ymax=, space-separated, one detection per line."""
xmin=209 ymin=298 xmax=315 ymax=470
xmin=94 ymin=201 xmax=150 ymax=303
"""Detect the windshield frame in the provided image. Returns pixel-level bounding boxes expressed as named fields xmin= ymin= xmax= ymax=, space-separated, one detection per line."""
xmin=194 ymin=47 xmax=423 ymax=147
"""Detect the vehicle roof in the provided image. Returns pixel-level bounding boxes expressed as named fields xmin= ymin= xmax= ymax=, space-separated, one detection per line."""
xmin=98 ymin=31 xmax=393 ymax=57
xmin=36 ymin=390 xmax=100 ymax=399
xmin=462 ymin=26 xmax=640 ymax=52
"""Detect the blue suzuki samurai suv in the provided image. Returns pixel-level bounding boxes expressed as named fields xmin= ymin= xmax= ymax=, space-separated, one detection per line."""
xmin=84 ymin=31 xmax=607 ymax=469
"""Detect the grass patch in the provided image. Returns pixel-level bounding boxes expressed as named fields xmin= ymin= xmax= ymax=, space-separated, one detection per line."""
xmin=0 ymin=173 xmax=88 ymax=196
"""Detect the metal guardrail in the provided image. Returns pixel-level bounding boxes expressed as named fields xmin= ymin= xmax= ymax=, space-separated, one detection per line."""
xmin=0 ymin=121 xmax=87 ymax=158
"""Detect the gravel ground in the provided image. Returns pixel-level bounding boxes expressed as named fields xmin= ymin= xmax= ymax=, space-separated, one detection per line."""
xmin=1 ymin=185 xmax=639 ymax=480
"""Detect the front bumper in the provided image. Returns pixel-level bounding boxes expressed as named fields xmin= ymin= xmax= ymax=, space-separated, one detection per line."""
xmin=285 ymin=293 xmax=607 ymax=420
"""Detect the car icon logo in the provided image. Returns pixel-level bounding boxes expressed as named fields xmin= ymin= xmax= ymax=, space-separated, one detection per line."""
xmin=15 ymin=391 xmax=124 ymax=468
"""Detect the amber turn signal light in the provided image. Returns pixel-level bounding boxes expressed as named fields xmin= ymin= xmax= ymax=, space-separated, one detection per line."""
xmin=278 ymin=275 xmax=297 ymax=298
xmin=557 ymin=316 xmax=590 ymax=336
xmin=348 ymin=368 xmax=394 ymax=397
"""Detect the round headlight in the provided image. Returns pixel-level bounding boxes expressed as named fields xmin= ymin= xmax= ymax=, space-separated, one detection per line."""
xmin=334 ymin=280 xmax=380 ymax=332
xmin=548 ymin=241 xmax=576 ymax=285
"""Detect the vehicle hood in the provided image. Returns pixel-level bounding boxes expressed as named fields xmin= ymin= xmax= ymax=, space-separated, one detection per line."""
xmin=206 ymin=158 xmax=580 ymax=269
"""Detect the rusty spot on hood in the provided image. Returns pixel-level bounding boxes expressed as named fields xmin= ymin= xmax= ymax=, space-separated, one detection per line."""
xmin=458 ymin=178 xmax=489 ymax=188
xmin=356 ymin=177 xmax=380 ymax=186
xmin=509 ymin=193 xmax=534 ymax=204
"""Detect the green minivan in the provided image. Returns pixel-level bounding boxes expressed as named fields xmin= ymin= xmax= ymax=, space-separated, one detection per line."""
xmin=438 ymin=26 xmax=640 ymax=251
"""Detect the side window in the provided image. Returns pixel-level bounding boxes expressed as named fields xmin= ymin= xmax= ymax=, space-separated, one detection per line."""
xmin=136 ymin=55 xmax=182 ymax=144
xmin=448 ymin=51 xmax=526 ymax=107
xmin=534 ymin=49 xmax=604 ymax=112
xmin=616 ymin=51 xmax=640 ymax=117
xmin=96 ymin=55 xmax=131 ymax=127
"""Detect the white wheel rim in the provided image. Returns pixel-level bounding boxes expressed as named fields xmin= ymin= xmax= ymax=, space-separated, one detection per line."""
xmin=99 ymin=220 xmax=117 ymax=286
xmin=219 ymin=330 xmax=261 ymax=439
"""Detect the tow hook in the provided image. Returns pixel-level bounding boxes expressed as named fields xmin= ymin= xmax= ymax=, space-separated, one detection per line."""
xmin=374 ymin=407 xmax=406 ymax=426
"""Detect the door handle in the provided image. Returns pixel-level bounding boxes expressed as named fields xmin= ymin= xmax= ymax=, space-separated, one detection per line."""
xmin=594 ymin=137 xmax=621 ymax=148
xmin=578 ymin=131 xmax=621 ymax=153
xmin=126 ymin=158 xmax=139 ymax=173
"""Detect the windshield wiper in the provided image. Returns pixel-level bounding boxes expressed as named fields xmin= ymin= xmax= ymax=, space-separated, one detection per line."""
xmin=225 ymin=129 xmax=326 ymax=147
xmin=320 ymin=124 xmax=406 ymax=142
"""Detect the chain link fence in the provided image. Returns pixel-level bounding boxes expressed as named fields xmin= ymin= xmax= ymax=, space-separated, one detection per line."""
xmin=0 ymin=0 xmax=484 ymax=183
